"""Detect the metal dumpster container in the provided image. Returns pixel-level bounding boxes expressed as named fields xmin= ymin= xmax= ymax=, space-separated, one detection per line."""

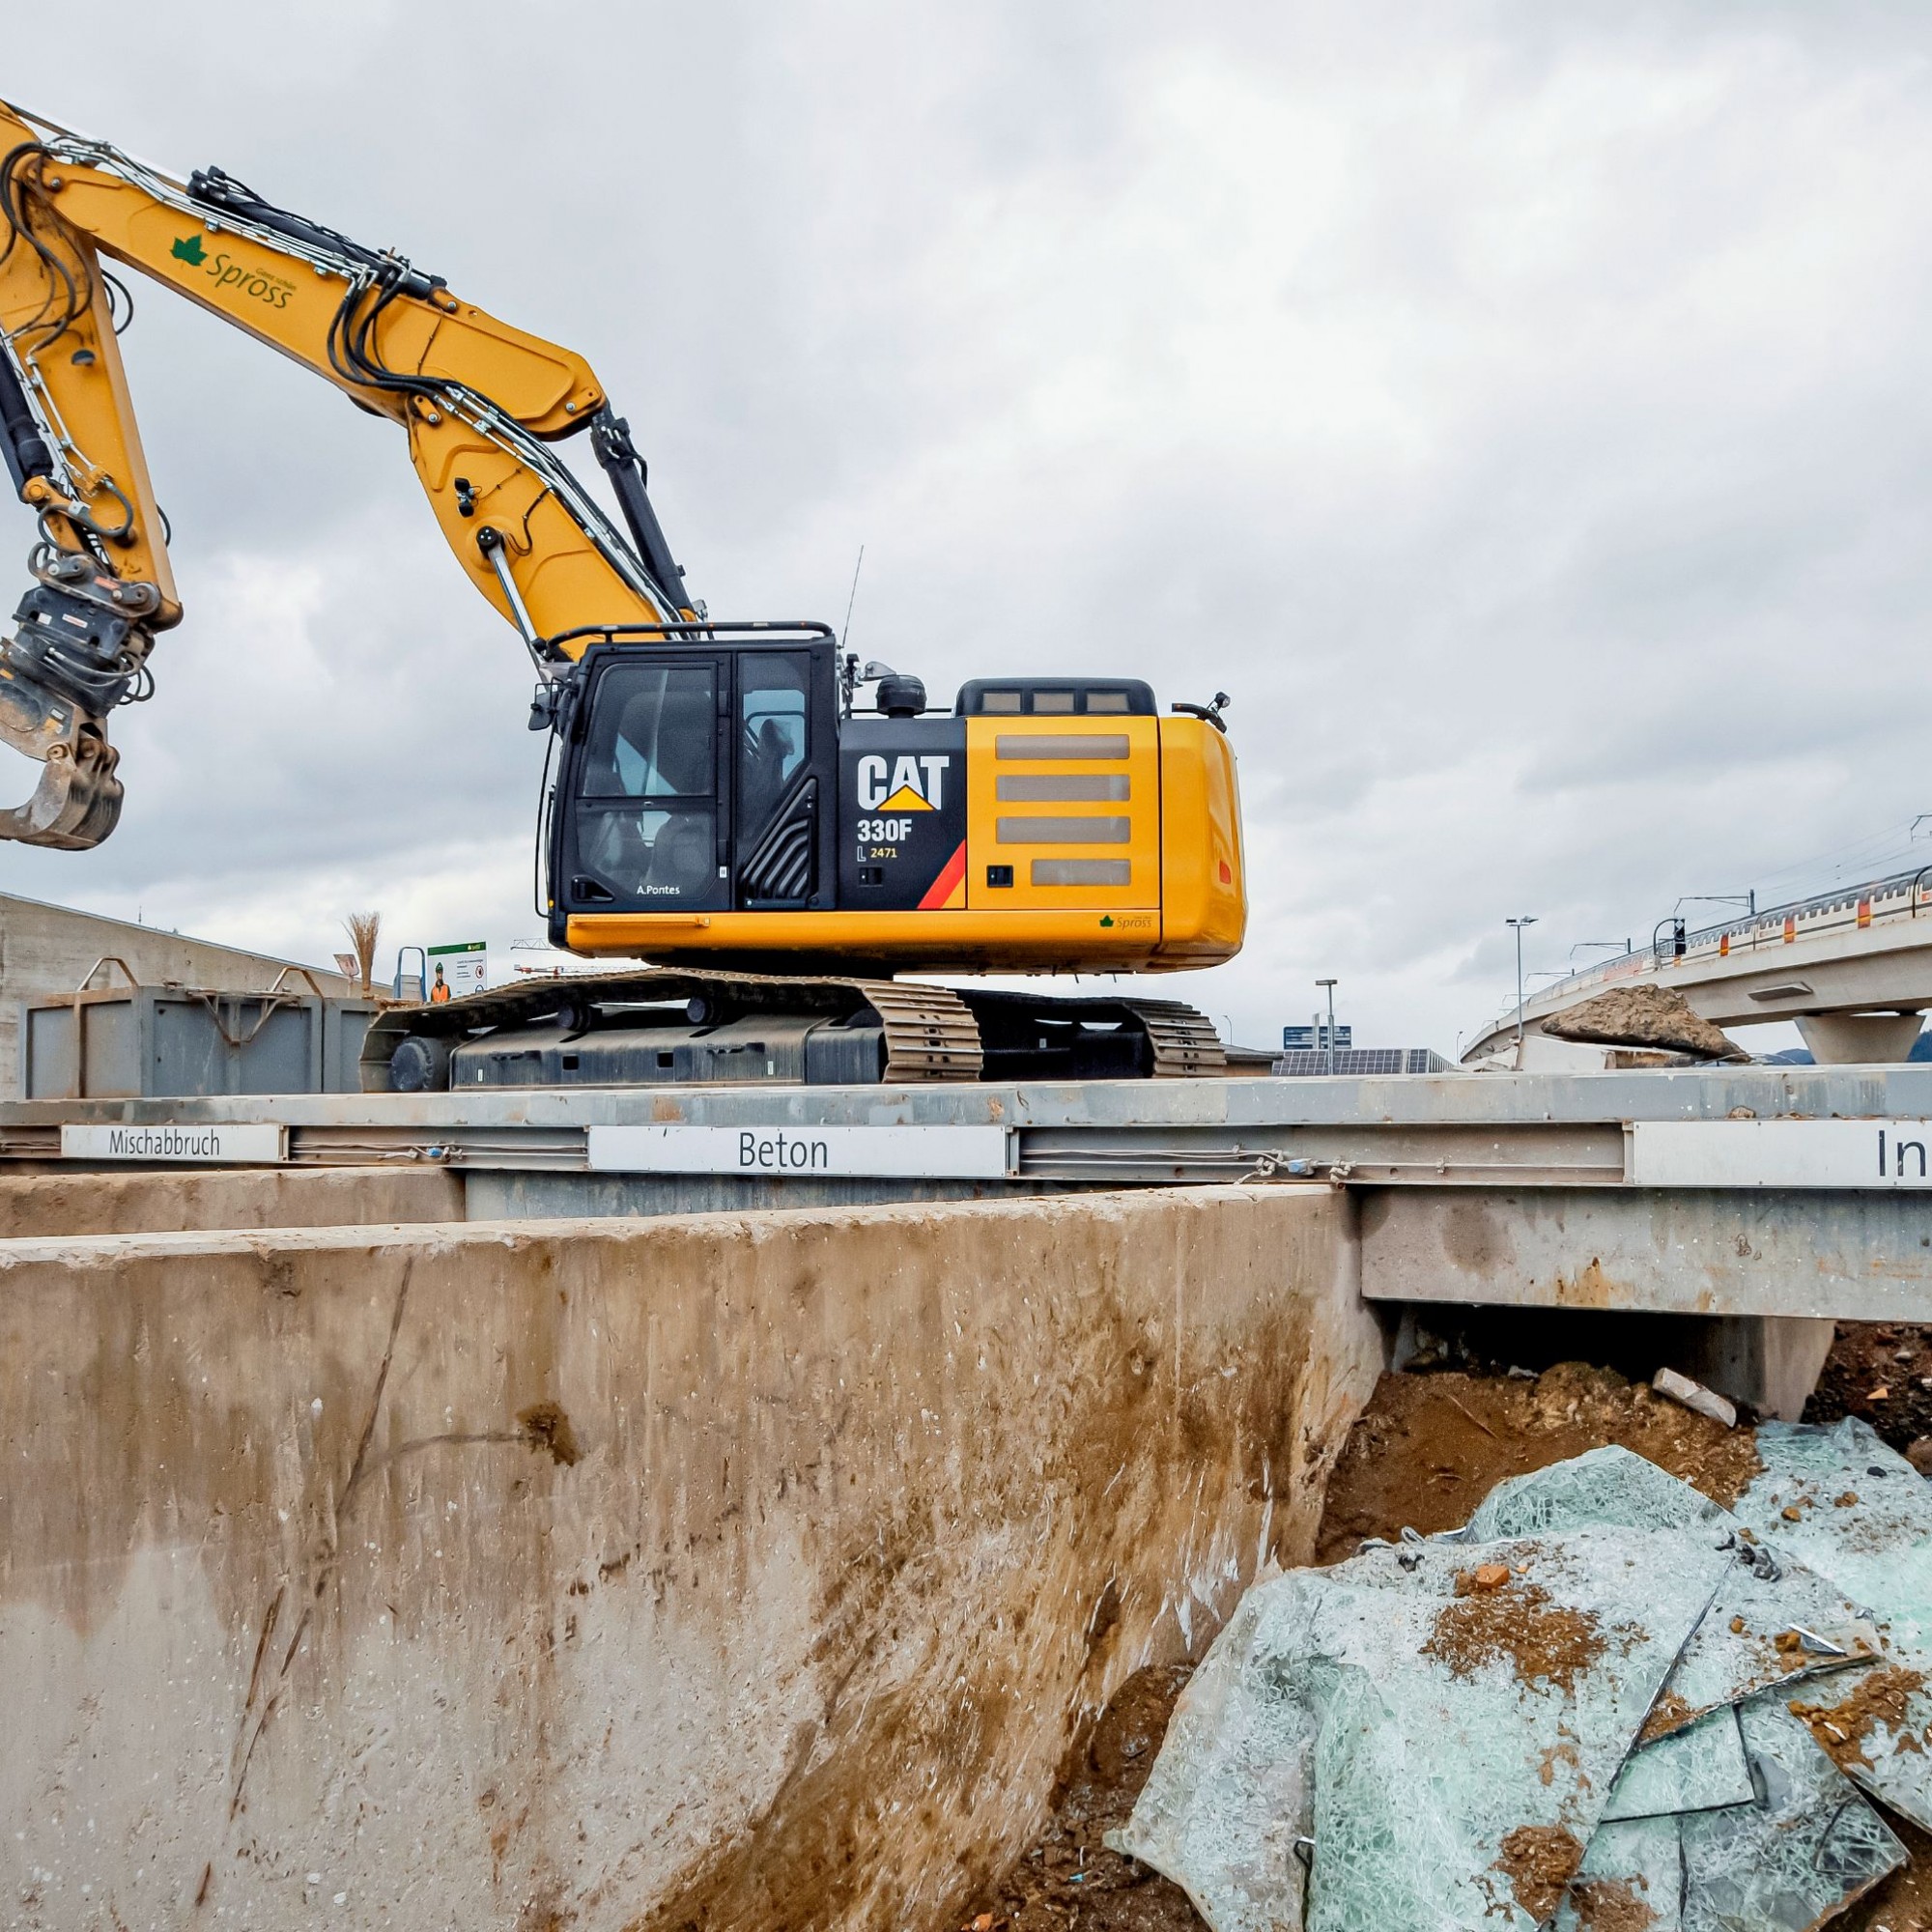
xmin=21 ymin=958 xmax=377 ymax=1098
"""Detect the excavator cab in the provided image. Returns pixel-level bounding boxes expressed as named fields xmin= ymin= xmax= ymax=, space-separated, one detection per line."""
xmin=545 ymin=628 xmax=1247 ymax=978
xmin=548 ymin=626 xmax=841 ymax=931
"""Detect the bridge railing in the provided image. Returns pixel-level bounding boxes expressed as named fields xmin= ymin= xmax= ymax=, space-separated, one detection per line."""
xmin=1476 ymin=862 xmax=1932 ymax=1037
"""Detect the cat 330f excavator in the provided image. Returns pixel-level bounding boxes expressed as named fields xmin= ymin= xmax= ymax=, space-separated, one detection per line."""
xmin=0 ymin=99 xmax=1247 ymax=1088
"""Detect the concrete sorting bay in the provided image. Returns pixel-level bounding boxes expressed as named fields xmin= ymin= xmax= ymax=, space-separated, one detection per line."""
xmin=11 ymin=1064 xmax=1932 ymax=1926
xmin=0 ymin=1185 xmax=1380 ymax=1931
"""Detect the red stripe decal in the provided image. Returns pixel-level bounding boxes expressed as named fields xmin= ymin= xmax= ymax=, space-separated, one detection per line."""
xmin=918 ymin=840 xmax=968 ymax=910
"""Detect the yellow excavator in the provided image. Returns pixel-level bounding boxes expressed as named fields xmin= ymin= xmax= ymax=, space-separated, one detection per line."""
xmin=0 ymin=99 xmax=1247 ymax=1086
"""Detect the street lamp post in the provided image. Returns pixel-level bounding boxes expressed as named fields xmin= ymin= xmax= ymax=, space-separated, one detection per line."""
xmin=1505 ymin=918 xmax=1538 ymax=1049
xmin=1316 ymin=978 xmax=1339 ymax=1076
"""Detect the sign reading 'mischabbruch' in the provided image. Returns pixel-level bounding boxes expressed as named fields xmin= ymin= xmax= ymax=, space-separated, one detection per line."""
xmin=61 ymin=1122 xmax=289 ymax=1164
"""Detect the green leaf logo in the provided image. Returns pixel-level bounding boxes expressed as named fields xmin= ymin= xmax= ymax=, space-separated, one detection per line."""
xmin=1098 ymin=915 xmax=1115 ymax=927
xmin=171 ymin=233 xmax=207 ymax=267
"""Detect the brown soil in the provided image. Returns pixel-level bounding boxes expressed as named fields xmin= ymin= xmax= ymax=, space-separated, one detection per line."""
xmin=1491 ymin=1824 xmax=1586 ymax=1922
xmin=1423 ymin=1569 xmax=1609 ymax=1695
xmin=963 ymin=1664 xmax=1206 ymax=1931
xmin=1788 ymin=1665 xmax=1930 ymax=1774
xmin=1568 ymin=1875 xmax=1658 ymax=1931
xmin=1541 ymin=982 xmax=1746 ymax=1062
xmin=1637 ymin=1690 xmax=1693 ymax=1745
xmin=1806 ymin=1321 xmax=1932 ymax=1454
xmin=1315 ymin=1362 xmax=1762 ymax=1563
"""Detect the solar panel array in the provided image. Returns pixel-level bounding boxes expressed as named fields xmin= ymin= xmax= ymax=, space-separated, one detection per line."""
xmin=1271 ymin=1047 xmax=1454 ymax=1077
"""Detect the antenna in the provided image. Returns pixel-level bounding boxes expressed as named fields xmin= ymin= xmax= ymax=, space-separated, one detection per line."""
xmin=840 ymin=543 xmax=867 ymax=649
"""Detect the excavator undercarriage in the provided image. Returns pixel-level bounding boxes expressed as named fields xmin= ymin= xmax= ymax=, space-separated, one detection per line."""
xmin=363 ymin=969 xmax=1238 ymax=1093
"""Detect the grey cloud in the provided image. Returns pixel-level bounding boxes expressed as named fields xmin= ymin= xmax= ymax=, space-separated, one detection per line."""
xmin=5 ymin=2 xmax=1932 ymax=1054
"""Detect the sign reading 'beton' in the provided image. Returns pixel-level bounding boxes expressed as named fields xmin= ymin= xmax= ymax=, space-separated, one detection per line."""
xmin=586 ymin=1122 xmax=1011 ymax=1179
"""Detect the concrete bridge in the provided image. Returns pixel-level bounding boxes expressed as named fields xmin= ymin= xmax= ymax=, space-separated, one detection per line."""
xmin=1463 ymin=860 xmax=1932 ymax=1064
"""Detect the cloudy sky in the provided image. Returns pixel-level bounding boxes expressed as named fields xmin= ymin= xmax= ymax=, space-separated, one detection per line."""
xmin=6 ymin=2 xmax=1932 ymax=1056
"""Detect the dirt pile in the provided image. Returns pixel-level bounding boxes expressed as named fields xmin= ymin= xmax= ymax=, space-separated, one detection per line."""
xmin=1806 ymin=1321 xmax=1932 ymax=1456
xmin=1314 ymin=1360 xmax=1761 ymax=1562
xmin=1540 ymin=982 xmax=1746 ymax=1061
xmin=1538 ymin=989 xmax=1754 ymax=1066
xmin=963 ymin=1664 xmax=1203 ymax=1931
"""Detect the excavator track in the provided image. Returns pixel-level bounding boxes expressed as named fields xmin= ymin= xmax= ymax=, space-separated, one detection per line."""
xmin=1113 ymin=997 xmax=1230 ymax=1078
xmin=864 ymin=981 xmax=983 ymax=1082
xmin=362 ymin=968 xmax=1229 ymax=1092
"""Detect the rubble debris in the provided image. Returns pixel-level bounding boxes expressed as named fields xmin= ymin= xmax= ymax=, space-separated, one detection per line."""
xmin=1315 ymin=1363 xmax=1762 ymax=1563
xmin=1651 ymin=1367 xmax=1736 ymax=1430
xmin=1807 ymin=1322 xmax=1932 ymax=1452
xmin=1111 ymin=1428 xmax=1932 ymax=1932
xmin=964 ymin=1663 xmax=1204 ymax=1932
xmin=1540 ymin=983 xmax=1748 ymax=1062
xmin=1110 ymin=1514 xmax=1724 ymax=1930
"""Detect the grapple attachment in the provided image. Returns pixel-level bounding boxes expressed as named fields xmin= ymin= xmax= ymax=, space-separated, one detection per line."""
xmin=0 ymin=554 xmax=156 ymax=849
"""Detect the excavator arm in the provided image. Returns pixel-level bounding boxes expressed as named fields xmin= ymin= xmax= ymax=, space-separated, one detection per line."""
xmin=0 ymin=99 xmax=695 ymax=847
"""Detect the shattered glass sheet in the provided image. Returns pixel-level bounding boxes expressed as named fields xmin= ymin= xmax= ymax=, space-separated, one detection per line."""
xmin=1600 ymin=1706 xmax=1751 ymax=1823
xmin=1677 ymin=1696 xmax=1904 ymax=1929
xmin=1105 ymin=1588 xmax=1318 ymax=1932
xmin=1112 ymin=1527 xmax=1726 ymax=1932
xmin=1734 ymin=1418 xmax=1932 ymax=1637
xmin=1729 ymin=1419 xmax=1932 ymax=1832
xmin=1554 ymin=1816 xmax=1681 ymax=1932
xmin=1471 ymin=1446 xmax=1877 ymax=1733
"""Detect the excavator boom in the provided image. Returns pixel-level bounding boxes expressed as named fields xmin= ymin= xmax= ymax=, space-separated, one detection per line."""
xmin=0 ymin=99 xmax=691 ymax=844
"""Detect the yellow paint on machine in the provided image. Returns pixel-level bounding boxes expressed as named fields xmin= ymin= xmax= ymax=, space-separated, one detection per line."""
xmin=568 ymin=713 xmax=1247 ymax=972
xmin=966 ymin=715 xmax=1159 ymax=910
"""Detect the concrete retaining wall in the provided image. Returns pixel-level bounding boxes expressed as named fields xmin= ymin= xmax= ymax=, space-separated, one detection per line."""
xmin=0 ymin=1164 xmax=465 ymax=1236
xmin=0 ymin=1183 xmax=1382 ymax=1932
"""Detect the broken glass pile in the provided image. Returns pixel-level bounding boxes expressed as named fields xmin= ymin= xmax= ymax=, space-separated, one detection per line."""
xmin=1110 ymin=1422 xmax=1932 ymax=1931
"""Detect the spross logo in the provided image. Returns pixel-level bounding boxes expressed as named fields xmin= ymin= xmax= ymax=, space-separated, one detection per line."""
xmin=855 ymin=753 xmax=950 ymax=812
xmin=171 ymin=232 xmax=297 ymax=310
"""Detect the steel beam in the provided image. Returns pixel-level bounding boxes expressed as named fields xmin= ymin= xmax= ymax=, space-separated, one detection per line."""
xmin=1360 ymin=1184 xmax=1932 ymax=1321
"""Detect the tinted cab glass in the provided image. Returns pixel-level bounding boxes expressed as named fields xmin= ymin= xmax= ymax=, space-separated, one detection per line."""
xmin=562 ymin=659 xmax=725 ymax=910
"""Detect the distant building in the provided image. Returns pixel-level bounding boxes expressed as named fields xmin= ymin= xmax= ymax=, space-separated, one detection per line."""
xmin=0 ymin=891 xmax=350 ymax=1095
xmin=1282 ymin=1022 xmax=1352 ymax=1052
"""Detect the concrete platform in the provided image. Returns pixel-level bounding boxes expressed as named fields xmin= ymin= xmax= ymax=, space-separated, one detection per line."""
xmin=10 ymin=1061 xmax=1932 ymax=1188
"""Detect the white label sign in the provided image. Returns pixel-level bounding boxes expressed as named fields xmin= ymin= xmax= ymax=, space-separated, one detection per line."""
xmin=586 ymin=1122 xmax=1012 ymax=1179
xmin=1630 ymin=1120 xmax=1932 ymax=1189
xmin=61 ymin=1122 xmax=289 ymax=1165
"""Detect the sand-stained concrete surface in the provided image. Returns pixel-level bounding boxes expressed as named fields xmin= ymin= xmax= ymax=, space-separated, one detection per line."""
xmin=0 ymin=1162 xmax=463 ymax=1236
xmin=0 ymin=1182 xmax=1381 ymax=1931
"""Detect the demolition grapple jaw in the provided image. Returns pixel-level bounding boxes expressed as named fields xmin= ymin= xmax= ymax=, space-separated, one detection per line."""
xmin=0 ymin=553 xmax=157 ymax=849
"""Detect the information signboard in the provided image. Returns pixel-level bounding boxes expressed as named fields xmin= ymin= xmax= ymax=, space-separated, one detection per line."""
xmin=61 ymin=1122 xmax=288 ymax=1164
xmin=586 ymin=1122 xmax=1012 ymax=1179
xmin=1629 ymin=1120 xmax=1932 ymax=1189
xmin=426 ymin=940 xmax=488 ymax=1001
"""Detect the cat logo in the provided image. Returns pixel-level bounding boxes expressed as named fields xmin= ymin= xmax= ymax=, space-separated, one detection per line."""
xmin=855 ymin=753 xmax=950 ymax=812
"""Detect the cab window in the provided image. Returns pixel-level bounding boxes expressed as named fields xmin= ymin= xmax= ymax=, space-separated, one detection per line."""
xmin=740 ymin=653 xmax=809 ymax=833
xmin=582 ymin=663 xmax=715 ymax=798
